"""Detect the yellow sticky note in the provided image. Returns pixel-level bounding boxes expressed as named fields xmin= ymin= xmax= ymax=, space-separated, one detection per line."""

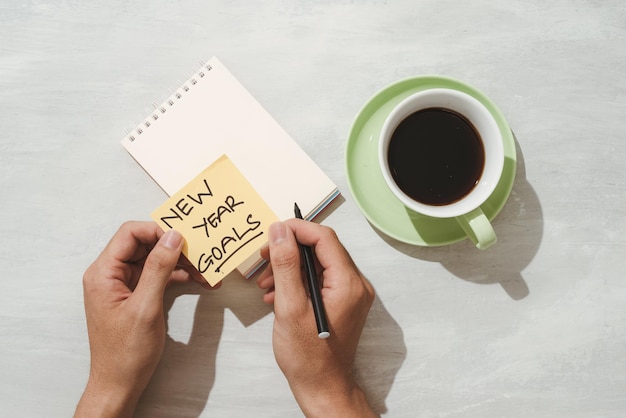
xmin=151 ymin=155 xmax=278 ymax=286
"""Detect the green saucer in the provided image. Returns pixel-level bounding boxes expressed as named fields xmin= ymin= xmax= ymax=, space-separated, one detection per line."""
xmin=345 ymin=75 xmax=517 ymax=246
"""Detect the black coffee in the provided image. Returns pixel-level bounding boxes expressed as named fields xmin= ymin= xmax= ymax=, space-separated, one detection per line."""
xmin=387 ymin=107 xmax=485 ymax=206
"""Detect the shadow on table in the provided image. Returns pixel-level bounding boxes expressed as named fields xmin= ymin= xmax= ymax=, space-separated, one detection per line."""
xmin=134 ymin=272 xmax=404 ymax=416
xmin=134 ymin=271 xmax=272 ymax=418
xmin=375 ymin=137 xmax=543 ymax=300
xmin=354 ymin=295 xmax=407 ymax=415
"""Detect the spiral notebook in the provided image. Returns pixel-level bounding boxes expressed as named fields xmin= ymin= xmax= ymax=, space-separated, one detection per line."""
xmin=121 ymin=56 xmax=339 ymax=277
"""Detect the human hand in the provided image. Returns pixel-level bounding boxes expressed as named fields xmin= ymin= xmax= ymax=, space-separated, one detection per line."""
xmin=257 ymin=220 xmax=377 ymax=417
xmin=75 ymin=221 xmax=215 ymax=418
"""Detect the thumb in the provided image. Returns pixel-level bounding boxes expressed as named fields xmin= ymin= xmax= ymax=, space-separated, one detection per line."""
xmin=268 ymin=222 xmax=308 ymax=314
xmin=133 ymin=229 xmax=184 ymax=310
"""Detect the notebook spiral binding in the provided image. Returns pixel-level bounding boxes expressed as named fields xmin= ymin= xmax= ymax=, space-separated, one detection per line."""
xmin=126 ymin=63 xmax=213 ymax=142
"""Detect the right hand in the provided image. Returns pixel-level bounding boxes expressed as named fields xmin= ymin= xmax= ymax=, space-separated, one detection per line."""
xmin=257 ymin=219 xmax=377 ymax=417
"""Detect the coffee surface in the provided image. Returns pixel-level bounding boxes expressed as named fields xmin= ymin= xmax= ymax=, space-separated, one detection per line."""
xmin=387 ymin=107 xmax=485 ymax=206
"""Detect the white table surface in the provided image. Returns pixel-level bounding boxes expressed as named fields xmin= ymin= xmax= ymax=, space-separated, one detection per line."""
xmin=2 ymin=1 xmax=625 ymax=417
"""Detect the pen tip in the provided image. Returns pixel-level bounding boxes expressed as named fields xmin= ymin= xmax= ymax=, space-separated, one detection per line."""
xmin=294 ymin=202 xmax=303 ymax=219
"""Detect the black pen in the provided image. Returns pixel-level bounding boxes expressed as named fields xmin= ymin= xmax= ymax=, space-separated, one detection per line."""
xmin=294 ymin=202 xmax=330 ymax=339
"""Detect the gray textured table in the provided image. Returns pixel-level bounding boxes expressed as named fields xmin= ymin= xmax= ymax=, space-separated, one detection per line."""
xmin=1 ymin=1 xmax=625 ymax=417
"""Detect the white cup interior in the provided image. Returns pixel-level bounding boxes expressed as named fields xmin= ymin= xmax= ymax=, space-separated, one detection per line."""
xmin=378 ymin=88 xmax=504 ymax=218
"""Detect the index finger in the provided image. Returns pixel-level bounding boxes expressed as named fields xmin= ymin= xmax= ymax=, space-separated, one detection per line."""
xmin=99 ymin=221 xmax=164 ymax=263
xmin=282 ymin=219 xmax=357 ymax=273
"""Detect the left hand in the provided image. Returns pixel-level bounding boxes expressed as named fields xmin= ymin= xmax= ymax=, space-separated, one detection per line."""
xmin=75 ymin=221 xmax=215 ymax=418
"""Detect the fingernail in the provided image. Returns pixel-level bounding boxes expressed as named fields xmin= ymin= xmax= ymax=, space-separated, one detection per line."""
xmin=269 ymin=222 xmax=287 ymax=244
xmin=161 ymin=229 xmax=183 ymax=250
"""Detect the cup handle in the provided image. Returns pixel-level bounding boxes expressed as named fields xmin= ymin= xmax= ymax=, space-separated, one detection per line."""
xmin=455 ymin=207 xmax=497 ymax=250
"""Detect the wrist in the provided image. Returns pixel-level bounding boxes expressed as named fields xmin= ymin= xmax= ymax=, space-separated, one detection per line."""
xmin=74 ymin=378 xmax=141 ymax=418
xmin=291 ymin=379 xmax=377 ymax=418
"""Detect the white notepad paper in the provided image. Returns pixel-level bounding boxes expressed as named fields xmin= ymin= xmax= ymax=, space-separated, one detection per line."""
xmin=121 ymin=57 xmax=339 ymax=277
